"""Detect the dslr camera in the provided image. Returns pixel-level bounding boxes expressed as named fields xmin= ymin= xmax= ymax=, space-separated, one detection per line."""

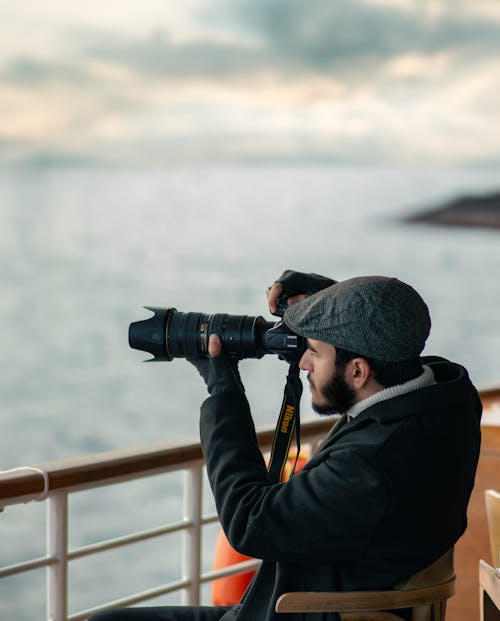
xmin=129 ymin=304 xmax=305 ymax=364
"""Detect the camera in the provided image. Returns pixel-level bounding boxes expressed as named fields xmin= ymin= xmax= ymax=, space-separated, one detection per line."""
xmin=128 ymin=307 xmax=305 ymax=363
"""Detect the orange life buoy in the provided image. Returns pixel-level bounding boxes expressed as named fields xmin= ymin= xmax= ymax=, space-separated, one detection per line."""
xmin=211 ymin=449 xmax=309 ymax=605
xmin=211 ymin=530 xmax=255 ymax=605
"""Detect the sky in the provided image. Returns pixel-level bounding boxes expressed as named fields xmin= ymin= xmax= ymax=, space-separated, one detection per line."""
xmin=1 ymin=0 xmax=500 ymax=166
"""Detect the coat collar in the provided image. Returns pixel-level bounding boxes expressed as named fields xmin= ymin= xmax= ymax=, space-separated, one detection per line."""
xmin=320 ymin=358 xmax=479 ymax=445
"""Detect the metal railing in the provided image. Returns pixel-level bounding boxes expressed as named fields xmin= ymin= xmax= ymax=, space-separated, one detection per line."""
xmin=0 ymin=417 xmax=334 ymax=621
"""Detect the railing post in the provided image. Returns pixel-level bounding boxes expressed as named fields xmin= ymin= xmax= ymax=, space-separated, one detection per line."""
xmin=47 ymin=491 xmax=68 ymax=621
xmin=182 ymin=464 xmax=203 ymax=605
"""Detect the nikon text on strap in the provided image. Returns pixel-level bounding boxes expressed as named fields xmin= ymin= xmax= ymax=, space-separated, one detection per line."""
xmin=267 ymin=361 xmax=303 ymax=483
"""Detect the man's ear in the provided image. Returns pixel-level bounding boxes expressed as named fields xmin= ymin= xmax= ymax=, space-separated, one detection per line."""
xmin=347 ymin=357 xmax=372 ymax=390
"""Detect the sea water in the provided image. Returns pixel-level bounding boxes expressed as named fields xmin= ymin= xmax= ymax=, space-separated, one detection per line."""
xmin=0 ymin=165 xmax=499 ymax=619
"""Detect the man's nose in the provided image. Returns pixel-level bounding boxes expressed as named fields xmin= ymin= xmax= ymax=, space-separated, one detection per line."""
xmin=299 ymin=350 xmax=312 ymax=372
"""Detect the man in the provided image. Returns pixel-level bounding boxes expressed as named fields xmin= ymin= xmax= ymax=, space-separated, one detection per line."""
xmin=91 ymin=271 xmax=481 ymax=621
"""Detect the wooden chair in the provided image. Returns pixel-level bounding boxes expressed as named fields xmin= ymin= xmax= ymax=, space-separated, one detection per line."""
xmin=275 ymin=549 xmax=455 ymax=621
xmin=485 ymin=489 xmax=500 ymax=567
xmin=479 ymin=560 xmax=500 ymax=621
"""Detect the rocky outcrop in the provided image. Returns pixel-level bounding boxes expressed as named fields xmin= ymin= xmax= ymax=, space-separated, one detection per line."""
xmin=405 ymin=190 xmax=500 ymax=230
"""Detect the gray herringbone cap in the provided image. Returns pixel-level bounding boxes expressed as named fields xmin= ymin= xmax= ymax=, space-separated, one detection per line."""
xmin=284 ymin=276 xmax=431 ymax=361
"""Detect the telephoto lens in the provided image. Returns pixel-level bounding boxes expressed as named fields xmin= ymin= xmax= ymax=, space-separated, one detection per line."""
xmin=128 ymin=307 xmax=304 ymax=363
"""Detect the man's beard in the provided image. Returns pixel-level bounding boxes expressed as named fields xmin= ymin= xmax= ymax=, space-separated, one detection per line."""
xmin=311 ymin=365 xmax=357 ymax=415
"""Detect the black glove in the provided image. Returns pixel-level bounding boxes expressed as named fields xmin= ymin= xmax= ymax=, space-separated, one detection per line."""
xmin=188 ymin=353 xmax=245 ymax=397
xmin=273 ymin=270 xmax=337 ymax=316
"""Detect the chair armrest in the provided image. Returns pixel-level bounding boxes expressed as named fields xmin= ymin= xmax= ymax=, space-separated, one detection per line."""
xmin=479 ymin=559 xmax=500 ymax=615
xmin=275 ymin=578 xmax=455 ymax=614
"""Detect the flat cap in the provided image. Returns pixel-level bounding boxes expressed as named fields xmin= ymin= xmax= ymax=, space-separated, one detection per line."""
xmin=284 ymin=276 xmax=431 ymax=362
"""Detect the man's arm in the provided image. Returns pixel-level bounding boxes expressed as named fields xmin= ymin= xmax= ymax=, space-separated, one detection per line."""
xmin=200 ymin=388 xmax=387 ymax=563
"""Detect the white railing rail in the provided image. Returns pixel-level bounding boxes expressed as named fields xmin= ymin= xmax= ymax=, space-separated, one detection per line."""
xmin=0 ymin=417 xmax=334 ymax=621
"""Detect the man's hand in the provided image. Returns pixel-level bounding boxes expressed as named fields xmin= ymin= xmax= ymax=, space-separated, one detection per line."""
xmin=187 ymin=334 xmax=245 ymax=396
xmin=267 ymin=269 xmax=337 ymax=315
xmin=267 ymin=282 xmax=308 ymax=315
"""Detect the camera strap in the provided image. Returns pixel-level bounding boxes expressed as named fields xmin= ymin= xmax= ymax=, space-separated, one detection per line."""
xmin=267 ymin=361 xmax=303 ymax=483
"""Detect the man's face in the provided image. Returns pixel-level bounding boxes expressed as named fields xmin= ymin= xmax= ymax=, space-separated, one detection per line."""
xmin=299 ymin=338 xmax=357 ymax=415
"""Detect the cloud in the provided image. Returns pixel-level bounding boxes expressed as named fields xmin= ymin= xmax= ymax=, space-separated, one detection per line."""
xmin=2 ymin=56 xmax=88 ymax=85
xmin=82 ymin=29 xmax=269 ymax=79
xmin=242 ymin=1 xmax=500 ymax=54
xmin=209 ymin=0 xmax=500 ymax=72
xmin=1 ymin=0 xmax=500 ymax=165
xmin=4 ymin=1 xmax=500 ymax=86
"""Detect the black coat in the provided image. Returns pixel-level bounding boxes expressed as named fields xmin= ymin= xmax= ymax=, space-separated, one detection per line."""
xmin=199 ymin=357 xmax=482 ymax=621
